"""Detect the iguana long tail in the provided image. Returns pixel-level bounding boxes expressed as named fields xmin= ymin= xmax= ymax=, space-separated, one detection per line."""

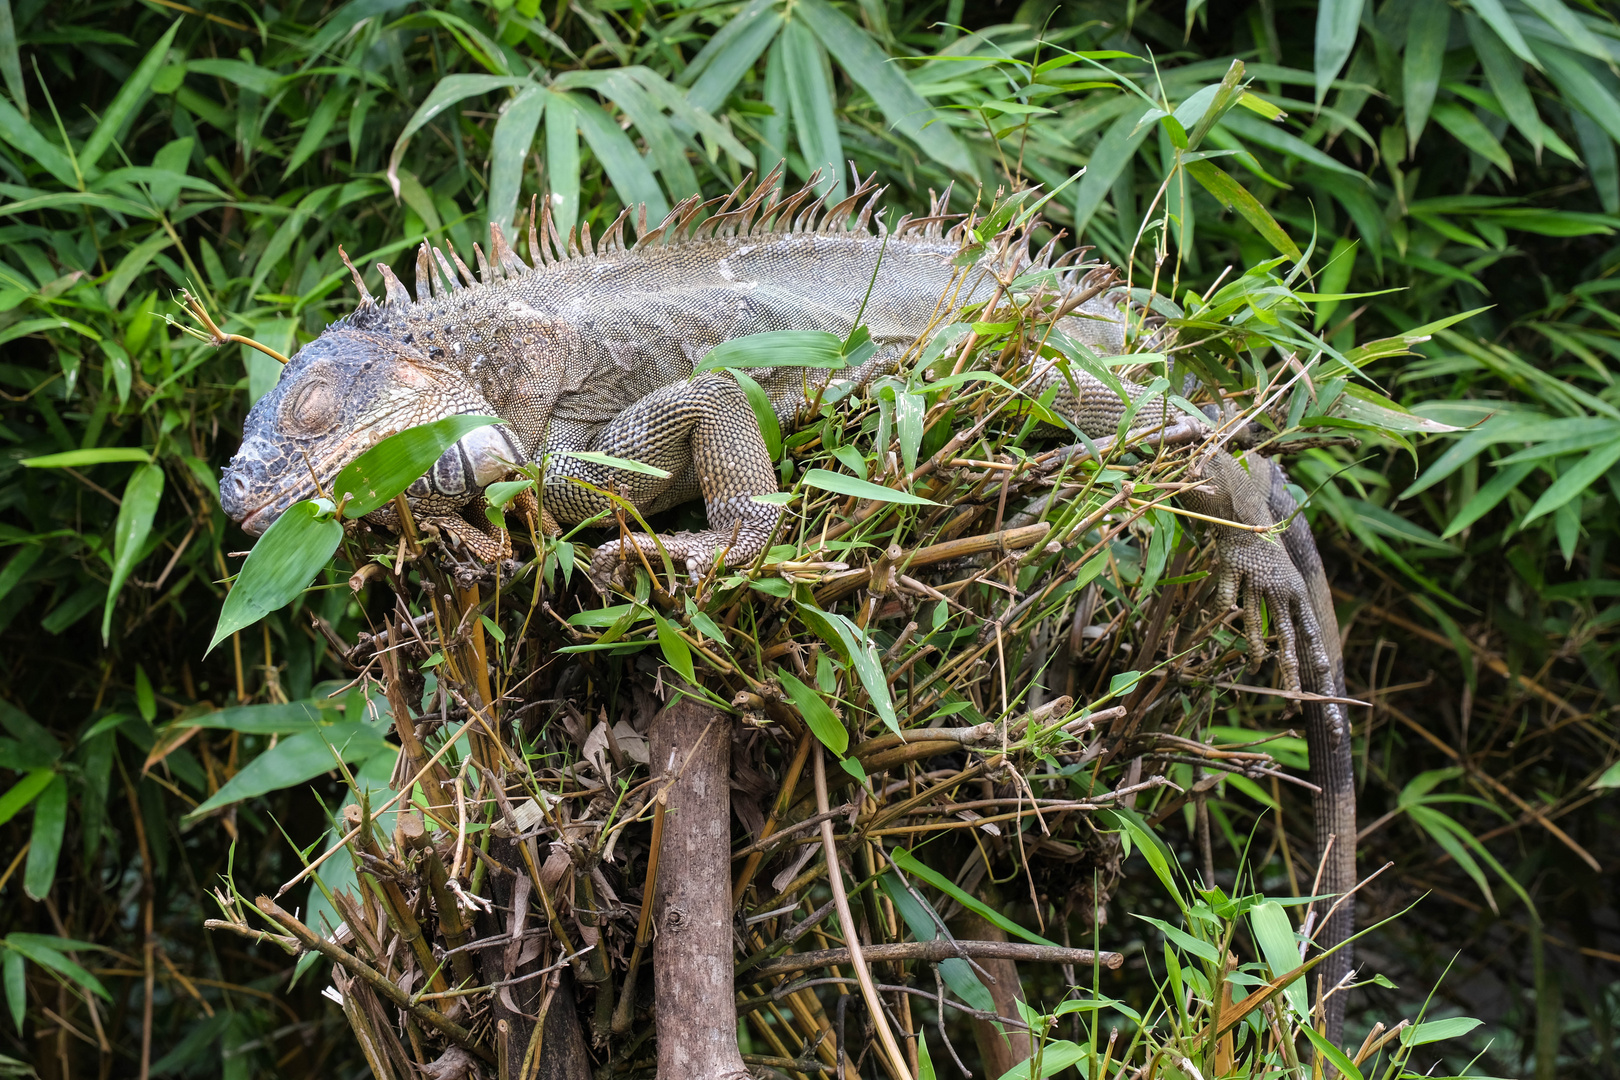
xmin=1264 ymin=458 xmax=1355 ymax=1045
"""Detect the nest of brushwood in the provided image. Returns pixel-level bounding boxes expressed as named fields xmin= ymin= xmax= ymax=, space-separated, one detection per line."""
xmin=205 ymin=295 xmax=1318 ymax=1080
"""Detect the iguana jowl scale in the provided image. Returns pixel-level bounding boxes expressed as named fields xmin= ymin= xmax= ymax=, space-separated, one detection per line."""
xmin=220 ymin=171 xmax=1357 ymax=1038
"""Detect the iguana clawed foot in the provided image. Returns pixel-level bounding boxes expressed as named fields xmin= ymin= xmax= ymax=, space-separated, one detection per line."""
xmin=586 ymin=526 xmax=752 ymax=594
xmin=1209 ymin=530 xmax=1335 ymax=709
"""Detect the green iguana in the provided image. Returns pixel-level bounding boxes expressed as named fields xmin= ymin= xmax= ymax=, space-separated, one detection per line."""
xmin=219 ymin=170 xmax=1356 ymax=1039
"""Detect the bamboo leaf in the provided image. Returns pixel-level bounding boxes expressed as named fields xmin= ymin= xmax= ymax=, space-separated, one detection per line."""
xmin=780 ymin=18 xmax=844 ymax=198
xmin=488 ymin=85 xmax=545 ymax=234
xmin=1522 ymin=437 xmax=1620 ymax=524
xmin=546 ymin=90 xmax=581 ymax=239
xmin=1184 ymin=159 xmax=1302 ymax=260
xmin=388 ymin=74 xmax=533 ymax=196
xmin=0 ymin=0 xmax=23 ymax=118
xmin=801 ymin=468 xmax=940 ymax=505
xmin=188 ymin=725 xmax=393 ymax=817
xmin=21 ymin=775 xmax=66 ymax=900
xmin=1465 ymin=13 xmax=1542 ymax=154
xmin=1403 ymin=0 xmax=1450 ymax=151
xmin=795 ymin=0 xmax=972 ymax=174
xmin=207 ymin=500 xmax=343 ymax=655
xmin=1431 ymin=102 xmax=1514 ymax=178
xmin=333 ymin=414 xmax=504 ymax=519
xmin=79 ymin=18 xmax=180 ymax=173
xmin=685 ymin=0 xmax=782 ymax=113
xmin=102 ymin=463 xmax=164 ymax=644
xmin=571 ymin=93 xmax=669 ymax=224
xmin=1314 ymin=0 xmax=1366 ymax=105
xmin=1462 ymin=0 xmax=1539 ymax=67
xmin=777 ymin=668 xmax=847 ymax=755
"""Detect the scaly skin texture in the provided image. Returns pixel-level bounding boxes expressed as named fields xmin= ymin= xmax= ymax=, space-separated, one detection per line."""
xmin=220 ymin=173 xmax=1356 ymax=1041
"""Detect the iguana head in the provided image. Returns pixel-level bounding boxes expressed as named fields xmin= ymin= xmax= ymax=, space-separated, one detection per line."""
xmin=220 ymin=326 xmax=501 ymax=535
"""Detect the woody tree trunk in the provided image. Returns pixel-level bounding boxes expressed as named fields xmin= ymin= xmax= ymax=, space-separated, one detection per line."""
xmin=650 ymin=697 xmax=750 ymax=1080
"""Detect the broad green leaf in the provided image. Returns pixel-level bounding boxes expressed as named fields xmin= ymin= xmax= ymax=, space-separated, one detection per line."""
xmin=1441 ymin=459 xmax=1536 ymax=537
xmin=3 ymin=934 xmax=108 ymax=1001
xmin=1249 ymin=900 xmax=1309 ymax=1017
xmin=1463 ymin=0 xmax=1539 ymax=67
xmin=1074 ymin=103 xmax=1154 ymax=234
xmin=1522 ymin=437 xmax=1620 ymax=523
xmin=2 ymin=949 xmax=20 ymax=1033
xmin=777 ymin=668 xmax=847 ymax=755
xmin=794 ymin=604 xmax=897 ymax=732
xmin=0 ymin=0 xmax=22 ymax=120
xmin=183 ymin=58 xmax=282 ymax=96
xmin=890 ymin=847 xmax=1060 ymax=946
xmin=22 ymin=775 xmax=66 ymax=901
xmin=995 ymin=1041 xmax=1091 ymax=1080
xmin=728 ymin=369 xmax=783 ymax=460
xmin=1400 ymin=1015 xmax=1485 ymax=1046
xmin=21 ymin=448 xmax=150 ymax=468
xmin=0 ymin=769 xmax=54 ymax=827
xmin=1133 ymin=913 xmax=1221 ymax=964
xmin=208 ymin=500 xmax=343 ymax=655
xmin=801 ymin=468 xmax=940 ymax=505
xmin=80 ymin=19 xmax=180 ymax=173
xmin=561 ymin=69 xmax=698 ymax=200
xmin=556 ymin=450 xmax=672 ymax=478
xmin=1521 ymin=0 xmax=1612 ymax=63
xmin=284 ymin=88 xmax=345 ymax=178
xmin=172 ymin=701 xmax=335 ymax=734
xmin=0 ymin=95 xmax=76 ymax=188
xmin=1314 ymin=0 xmax=1366 ymax=105
xmin=488 ymin=85 xmax=545 ymax=234
xmin=1465 ymin=13 xmax=1542 ymax=153
xmin=102 ymin=463 xmax=164 ymax=644
xmin=686 ymin=0 xmax=782 ymax=113
xmin=572 ymin=93 xmax=669 ymax=224
xmin=187 ymin=724 xmax=392 ymax=818
xmin=1300 ymin=1026 xmax=1365 ymax=1080
xmin=878 ymin=871 xmax=993 ymax=1010
xmin=1535 ymin=40 xmax=1620 ymax=145
xmin=795 ymin=0 xmax=971 ymax=174
xmin=1430 ymin=102 xmax=1513 ymax=178
xmin=388 ymin=75 xmax=533 ymax=195
xmin=694 ymin=329 xmax=849 ymax=372
xmin=104 ymin=232 xmax=174 ymax=309
xmin=332 ymin=414 xmax=502 ymax=519
xmin=546 ymin=91 xmax=581 ymax=239
xmin=780 ymin=18 xmax=844 ymax=198
xmin=1185 ymin=159 xmax=1302 ymax=260
xmin=652 ymin=613 xmax=696 ymax=686
xmin=1403 ymin=0 xmax=1449 ymax=150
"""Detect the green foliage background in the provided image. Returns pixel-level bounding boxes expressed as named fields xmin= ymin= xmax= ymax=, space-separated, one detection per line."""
xmin=0 ymin=0 xmax=1618 ymax=1075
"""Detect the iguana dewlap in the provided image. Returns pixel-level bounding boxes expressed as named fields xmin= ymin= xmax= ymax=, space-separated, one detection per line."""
xmin=219 ymin=172 xmax=1356 ymax=1037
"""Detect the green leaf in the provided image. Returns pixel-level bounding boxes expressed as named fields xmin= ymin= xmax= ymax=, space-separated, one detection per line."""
xmin=2 ymin=949 xmax=21 ymax=1033
xmin=1314 ymin=0 xmax=1367 ymax=105
xmin=332 ymin=415 xmax=502 ymax=519
xmin=727 ymin=369 xmax=783 ymax=461
xmin=1400 ymin=1015 xmax=1485 ymax=1046
xmin=1430 ymin=102 xmax=1514 ymax=178
xmin=693 ymin=329 xmax=850 ymax=372
xmin=1133 ymin=913 xmax=1222 ymax=964
xmin=1249 ymin=901 xmax=1309 ymax=1017
xmin=1300 ymin=1026 xmax=1365 ymax=1080
xmin=545 ymin=90 xmax=581 ymax=240
xmin=1465 ymin=13 xmax=1542 ymax=154
xmin=79 ymin=18 xmax=181 ymax=173
xmin=0 ymin=0 xmax=23 ymax=121
xmin=890 ymin=847 xmax=1061 ymax=946
xmin=556 ymin=450 xmax=672 ymax=478
xmin=0 ymin=96 xmax=76 ymax=188
xmin=995 ymin=1041 xmax=1091 ymax=1080
xmin=794 ymin=604 xmax=897 ymax=733
xmin=1403 ymin=0 xmax=1450 ymax=150
xmin=172 ymin=701 xmax=335 ymax=734
xmin=0 ymin=769 xmax=54 ymax=827
xmin=795 ymin=0 xmax=971 ymax=174
xmin=777 ymin=668 xmax=847 ymax=755
xmin=488 ymin=85 xmax=545 ymax=234
xmin=3 ymin=934 xmax=108 ymax=1002
xmin=1535 ymin=40 xmax=1620 ymax=145
xmin=388 ymin=74 xmax=533 ymax=195
xmin=1442 ymin=459 xmax=1536 ymax=537
xmin=20 ymin=447 xmax=151 ymax=468
xmin=1074 ymin=103 xmax=1154 ymax=234
xmin=188 ymin=725 xmax=393 ymax=818
xmin=652 ymin=613 xmax=696 ymax=685
xmin=208 ymin=500 xmax=343 ymax=655
xmin=1522 ymin=437 xmax=1620 ymax=524
xmin=1463 ymin=0 xmax=1539 ymax=67
xmin=22 ymin=774 xmax=66 ymax=901
xmin=685 ymin=0 xmax=782 ymax=113
xmin=102 ymin=463 xmax=164 ymax=644
xmin=801 ymin=468 xmax=940 ymax=506
xmin=284 ymin=88 xmax=346 ymax=178
xmin=1184 ymin=159 xmax=1302 ymax=260
xmin=780 ymin=18 xmax=844 ymax=198
xmin=572 ymin=93 xmax=669 ymax=226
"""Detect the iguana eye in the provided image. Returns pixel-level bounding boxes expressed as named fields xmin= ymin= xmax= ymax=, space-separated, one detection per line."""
xmin=282 ymin=377 xmax=335 ymax=434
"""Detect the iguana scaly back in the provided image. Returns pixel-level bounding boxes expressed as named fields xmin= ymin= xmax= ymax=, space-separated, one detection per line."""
xmin=220 ymin=169 xmax=1356 ymax=1039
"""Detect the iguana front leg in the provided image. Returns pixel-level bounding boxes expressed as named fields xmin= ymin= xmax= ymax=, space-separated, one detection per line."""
xmin=541 ymin=373 xmax=782 ymax=584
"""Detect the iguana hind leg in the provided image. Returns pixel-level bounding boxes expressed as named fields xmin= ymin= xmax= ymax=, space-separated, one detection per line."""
xmin=542 ymin=373 xmax=781 ymax=583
